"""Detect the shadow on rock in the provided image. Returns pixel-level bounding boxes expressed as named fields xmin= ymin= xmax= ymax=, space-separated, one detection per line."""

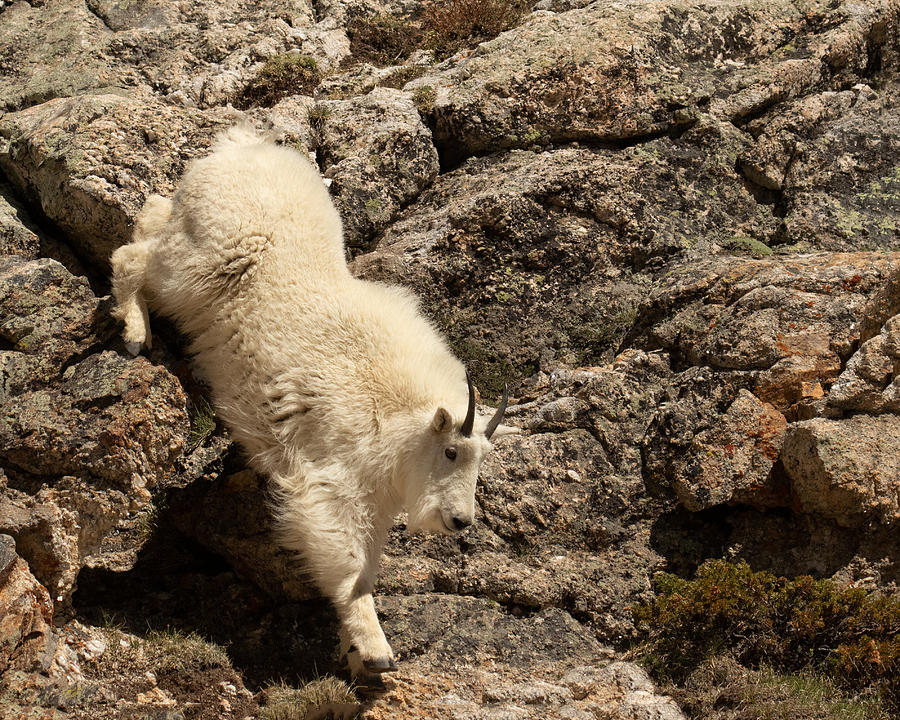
xmin=71 ymin=513 xmax=342 ymax=690
xmin=650 ymin=504 xmax=900 ymax=586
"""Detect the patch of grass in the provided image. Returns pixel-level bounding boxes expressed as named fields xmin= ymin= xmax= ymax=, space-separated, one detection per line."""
xmin=144 ymin=628 xmax=231 ymax=673
xmin=260 ymin=677 xmax=359 ymax=720
xmin=378 ymin=64 xmax=428 ymax=90
xmin=674 ymin=655 xmax=890 ymax=720
xmin=187 ymin=397 xmax=216 ymax=451
xmin=235 ymin=54 xmax=321 ymax=109
xmin=135 ymin=491 xmax=168 ymax=542
xmin=422 ymin=0 xmax=531 ymax=60
xmin=96 ymin=627 xmax=231 ymax=677
xmin=307 ymin=104 xmax=332 ymax=135
xmin=346 ymin=13 xmax=424 ymax=67
xmin=631 ymin=560 xmax=900 ymax=712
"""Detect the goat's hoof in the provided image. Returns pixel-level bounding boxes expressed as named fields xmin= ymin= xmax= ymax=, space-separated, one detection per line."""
xmin=363 ymin=656 xmax=397 ymax=674
xmin=354 ymin=673 xmax=387 ymax=692
xmin=125 ymin=340 xmax=142 ymax=356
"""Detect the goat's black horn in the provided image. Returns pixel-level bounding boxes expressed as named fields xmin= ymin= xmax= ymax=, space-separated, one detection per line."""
xmin=460 ymin=371 xmax=476 ymax=437
xmin=485 ymin=383 xmax=508 ymax=440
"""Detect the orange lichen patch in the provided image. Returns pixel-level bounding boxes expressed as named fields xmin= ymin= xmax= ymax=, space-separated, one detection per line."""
xmin=755 ymin=354 xmax=842 ymax=413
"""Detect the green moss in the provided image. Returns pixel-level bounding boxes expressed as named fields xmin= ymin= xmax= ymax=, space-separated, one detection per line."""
xmin=724 ymin=234 xmax=773 ymax=256
xmin=632 ymin=560 xmax=900 ymax=711
xmin=448 ymin=335 xmax=528 ymax=402
xmin=858 ymin=167 xmax=900 ymax=204
xmin=520 ymin=126 xmax=544 ymax=146
xmin=566 ymin=303 xmax=639 ymax=365
xmin=235 ymin=54 xmax=321 ymax=109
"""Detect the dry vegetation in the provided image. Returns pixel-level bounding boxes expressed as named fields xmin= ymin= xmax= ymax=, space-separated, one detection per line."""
xmin=631 ymin=560 xmax=900 ymax=717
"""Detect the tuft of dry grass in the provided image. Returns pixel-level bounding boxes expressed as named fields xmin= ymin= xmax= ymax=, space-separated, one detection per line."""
xmin=95 ymin=627 xmax=231 ymax=677
xmin=672 ymin=655 xmax=890 ymax=720
xmin=186 ymin=397 xmax=216 ymax=451
xmin=260 ymin=677 xmax=360 ymax=720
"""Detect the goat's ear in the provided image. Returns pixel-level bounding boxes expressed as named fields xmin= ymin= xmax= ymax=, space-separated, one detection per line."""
xmin=431 ymin=407 xmax=453 ymax=434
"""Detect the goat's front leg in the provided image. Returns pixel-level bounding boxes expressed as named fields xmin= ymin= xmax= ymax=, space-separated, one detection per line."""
xmin=276 ymin=481 xmax=395 ymax=678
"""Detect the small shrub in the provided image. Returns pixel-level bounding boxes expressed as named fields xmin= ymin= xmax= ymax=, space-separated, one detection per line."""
xmin=422 ymin=0 xmax=530 ymax=59
xmin=674 ymin=656 xmax=890 ymax=720
xmin=411 ymin=85 xmax=437 ymax=115
xmin=347 ymin=13 xmax=424 ymax=66
xmin=236 ymin=54 xmax=320 ymax=109
xmin=631 ymin=560 xmax=900 ymax=711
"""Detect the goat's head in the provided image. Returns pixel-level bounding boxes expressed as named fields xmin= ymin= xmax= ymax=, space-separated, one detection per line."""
xmin=404 ymin=373 xmax=509 ymax=535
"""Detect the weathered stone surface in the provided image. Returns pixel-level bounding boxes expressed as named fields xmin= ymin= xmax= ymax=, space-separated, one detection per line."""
xmin=0 ymin=256 xmax=112 ymax=398
xmin=408 ymin=0 xmax=900 ymax=160
xmin=666 ymin=389 xmax=788 ymax=512
xmin=364 ymin=596 xmax=684 ymax=720
xmin=0 ymin=535 xmax=57 ymax=675
xmin=351 ymin=131 xmax=776 ymax=393
xmin=0 ymin=256 xmax=187 ymax=602
xmin=782 ymin=414 xmax=900 ymax=526
xmin=0 ymin=0 xmax=330 ymax=112
xmin=829 ymin=313 xmax=900 ymax=413
xmin=0 ymin=186 xmax=41 ymax=258
xmin=0 ymin=95 xmax=235 ymax=268
xmin=314 ymin=87 xmax=440 ymax=249
xmin=630 ymin=252 xmax=900 ymax=414
xmin=737 ymin=82 xmax=900 ymax=253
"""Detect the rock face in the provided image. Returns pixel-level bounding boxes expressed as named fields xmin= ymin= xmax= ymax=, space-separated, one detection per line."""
xmin=1 ymin=0 xmax=899 ymax=717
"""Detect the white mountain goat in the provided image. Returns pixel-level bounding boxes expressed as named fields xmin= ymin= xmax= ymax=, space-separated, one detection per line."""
xmin=110 ymin=126 xmax=509 ymax=678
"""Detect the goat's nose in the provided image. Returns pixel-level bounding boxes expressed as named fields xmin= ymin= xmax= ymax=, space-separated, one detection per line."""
xmin=451 ymin=516 xmax=473 ymax=531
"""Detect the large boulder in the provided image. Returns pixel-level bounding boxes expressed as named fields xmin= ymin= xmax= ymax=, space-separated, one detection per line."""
xmin=407 ymin=0 xmax=900 ymax=162
xmin=782 ymin=414 xmax=900 ymax=526
xmin=0 ymin=95 xmax=235 ymax=268
xmin=0 ymin=256 xmax=188 ymax=602
xmin=313 ymin=87 xmax=440 ymax=250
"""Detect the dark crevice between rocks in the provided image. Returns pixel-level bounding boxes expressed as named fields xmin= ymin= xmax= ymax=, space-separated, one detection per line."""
xmin=0 ymin=171 xmax=106 ymax=296
xmin=83 ymin=0 xmax=115 ymax=32
xmin=648 ymin=502 xmax=893 ymax=583
xmin=429 ymin=119 xmax=700 ymax=175
xmin=735 ymin=161 xmax=790 ymax=220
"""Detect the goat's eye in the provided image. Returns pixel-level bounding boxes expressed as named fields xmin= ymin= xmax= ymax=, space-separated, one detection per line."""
xmin=444 ymin=447 xmax=457 ymax=461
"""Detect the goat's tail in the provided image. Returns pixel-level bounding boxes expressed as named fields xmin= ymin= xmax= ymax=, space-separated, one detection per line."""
xmin=110 ymin=194 xmax=171 ymax=354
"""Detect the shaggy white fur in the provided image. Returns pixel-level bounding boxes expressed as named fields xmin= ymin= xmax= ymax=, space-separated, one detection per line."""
xmin=110 ymin=126 xmax=506 ymax=677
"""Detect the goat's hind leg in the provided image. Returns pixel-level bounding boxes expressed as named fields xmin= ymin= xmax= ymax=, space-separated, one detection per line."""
xmin=109 ymin=194 xmax=171 ymax=354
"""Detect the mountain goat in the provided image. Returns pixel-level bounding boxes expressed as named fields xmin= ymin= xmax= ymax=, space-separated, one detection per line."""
xmin=110 ymin=126 xmax=509 ymax=678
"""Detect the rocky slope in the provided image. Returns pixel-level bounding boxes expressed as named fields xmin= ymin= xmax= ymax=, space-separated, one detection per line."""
xmin=1 ymin=0 xmax=899 ymax=718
